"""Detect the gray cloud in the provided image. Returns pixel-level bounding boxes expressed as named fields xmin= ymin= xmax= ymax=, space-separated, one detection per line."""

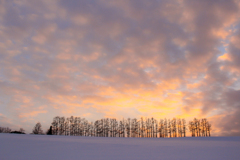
xmin=0 ymin=0 xmax=240 ymax=135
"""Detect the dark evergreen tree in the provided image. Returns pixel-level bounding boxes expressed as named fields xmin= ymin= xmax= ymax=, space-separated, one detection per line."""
xmin=47 ymin=126 xmax=53 ymax=135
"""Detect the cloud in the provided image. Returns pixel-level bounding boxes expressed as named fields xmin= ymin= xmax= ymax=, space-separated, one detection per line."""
xmin=0 ymin=0 xmax=240 ymax=135
xmin=19 ymin=110 xmax=47 ymax=118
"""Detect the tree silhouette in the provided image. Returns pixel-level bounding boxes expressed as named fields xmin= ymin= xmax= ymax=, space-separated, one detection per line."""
xmin=46 ymin=126 xmax=53 ymax=135
xmin=0 ymin=127 xmax=12 ymax=133
xmin=32 ymin=122 xmax=43 ymax=134
xmin=19 ymin=128 xmax=25 ymax=134
xmin=48 ymin=116 xmax=211 ymax=138
xmin=188 ymin=118 xmax=211 ymax=137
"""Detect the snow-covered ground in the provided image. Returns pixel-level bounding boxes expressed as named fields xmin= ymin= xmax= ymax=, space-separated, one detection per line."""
xmin=1 ymin=134 xmax=240 ymax=160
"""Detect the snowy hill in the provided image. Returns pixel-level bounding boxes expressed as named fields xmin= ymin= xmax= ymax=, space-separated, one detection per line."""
xmin=1 ymin=134 xmax=240 ymax=160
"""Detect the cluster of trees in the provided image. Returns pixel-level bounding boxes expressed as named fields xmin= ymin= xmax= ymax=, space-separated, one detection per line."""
xmin=189 ymin=118 xmax=211 ymax=137
xmin=1 ymin=122 xmax=45 ymax=135
xmin=1 ymin=117 xmax=212 ymax=137
xmin=0 ymin=127 xmax=25 ymax=134
xmin=0 ymin=127 xmax=12 ymax=133
xmin=47 ymin=116 xmax=211 ymax=138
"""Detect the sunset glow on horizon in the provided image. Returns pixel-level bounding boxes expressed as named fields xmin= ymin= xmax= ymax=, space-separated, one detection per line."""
xmin=0 ymin=0 xmax=240 ymax=136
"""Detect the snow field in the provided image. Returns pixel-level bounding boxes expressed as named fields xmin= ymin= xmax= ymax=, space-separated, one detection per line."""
xmin=0 ymin=134 xmax=240 ymax=160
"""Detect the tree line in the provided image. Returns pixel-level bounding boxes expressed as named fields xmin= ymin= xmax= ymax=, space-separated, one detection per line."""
xmin=0 ymin=117 xmax=212 ymax=137
xmin=0 ymin=127 xmax=12 ymax=133
xmin=0 ymin=127 xmax=25 ymax=134
xmin=189 ymin=118 xmax=211 ymax=137
xmin=46 ymin=116 xmax=211 ymax=138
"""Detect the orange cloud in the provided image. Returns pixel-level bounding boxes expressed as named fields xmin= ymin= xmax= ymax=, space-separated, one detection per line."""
xmin=19 ymin=110 xmax=47 ymax=118
xmin=217 ymin=53 xmax=232 ymax=61
xmin=1 ymin=0 xmax=240 ymax=136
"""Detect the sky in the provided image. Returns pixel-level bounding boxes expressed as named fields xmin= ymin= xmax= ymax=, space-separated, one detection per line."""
xmin=0 ymin=0 xmax=240 ymax=136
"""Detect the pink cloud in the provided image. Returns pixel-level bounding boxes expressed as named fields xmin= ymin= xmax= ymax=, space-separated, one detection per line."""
xmin=0 ymin=0 xmax=240 ymax=136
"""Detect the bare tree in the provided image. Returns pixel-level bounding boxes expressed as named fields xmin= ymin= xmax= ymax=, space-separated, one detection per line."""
xmin=19 ymin=128 xmax=25 ymax=134
xmin=32 ymin=122 xmax=43 ymax=134
xmin=0 ymin=127 xmax=12 ymax=133
xmin=182 ymin=119 xmax=186 ymax=137
xmin=206 ymin=120 xmax=211 ymax=137
xmin=59 ymin=117 xmax=65 ymax=135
